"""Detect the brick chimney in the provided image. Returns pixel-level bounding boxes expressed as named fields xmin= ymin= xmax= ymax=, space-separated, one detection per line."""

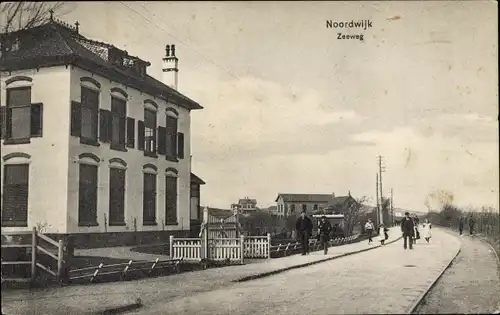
xmin=162 ymin=44 xmax=179 ymax=90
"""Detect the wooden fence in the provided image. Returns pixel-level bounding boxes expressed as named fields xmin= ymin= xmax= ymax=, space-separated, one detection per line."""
xmin=169 ymin=234 xmax=360 ymax=262
xmin=170 ymin=237 xmax=202 ymax=261
xmin=1 ymin=227 xmax=65 ymax=284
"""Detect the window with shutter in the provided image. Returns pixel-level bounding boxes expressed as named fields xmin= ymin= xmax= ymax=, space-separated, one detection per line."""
xmin=71 ymin=101 xmax=82 ymax=137
xmin=99 ymin=109 xmax=111 ymax=143
xmin=166 ymin=115 xmax=178 ymax=161
xmin=138 ymin=120 xmax=145 ymax=151
xmin=78 ymin=164 xmax=98 ymax=226
xmin=110 ymin=97 xmax=126 ymax=150
xmin=30 ymin=103 xmax=43 ymax=137
xmin=6 ymin=87 xmax=31 ymax=142
xmin=143 ymin=173 xmax=157 ymax=225
xmin=80 ymin=87 xmax=99 ymax=144
xmin=177 ymin=132 xmax=184 ymax=159
xmin=126 ymin=117 xmax=135 ymax=148
xmin=144 ymin=109 xmax=157 ymax=155
xmin=0 ymin=106 xmax=6 ymax=139
xmin=109 ymin=168 xmax=126 ymax=225
xmin=165 ymin=175 xmax=178 ymax=224
xmin=157 ymin=126 xmax=166 ymax=155
xmin=1 ymin=164 xmax=29 ymax=227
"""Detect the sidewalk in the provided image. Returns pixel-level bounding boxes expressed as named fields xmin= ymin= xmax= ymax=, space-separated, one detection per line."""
xmin=1 ymin=228 xmax=401 ymax=315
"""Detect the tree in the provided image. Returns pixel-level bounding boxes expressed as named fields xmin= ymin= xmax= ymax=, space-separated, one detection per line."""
xmin=1 ymin=2 xmax=66 ymax=33
xmin=380 ymin=197 xmax=391 ymax=225
xmin=343 ymin=196 xmax=371 ymax=237
xmin=239 ymin=210 xmax=278 ymax=235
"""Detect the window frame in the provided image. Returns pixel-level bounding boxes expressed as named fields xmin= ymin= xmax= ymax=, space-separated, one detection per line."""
xmin=110 ymin=96 xmax=127 ymax=151
xmin=165 ymin=174 xmax=178 ymax=225
xmin=165 ymin=114 xmax=178 ymax=162
xmin=78 ymin=163 xmax=99 ymax=226
xmin=5 ymin=86 xmax=32 ymax=143
xmin=143 ymin=172 xmax=157 ymax=225
xmin=80 ymin=86 xmax=100 ymax=145
xmin=109 ymin=167 xmax=126 ymax=226
xmin=143 ymin=108 xmax=157 ymax=157
xmin=1 ymin=163 xmax=29 ymax=227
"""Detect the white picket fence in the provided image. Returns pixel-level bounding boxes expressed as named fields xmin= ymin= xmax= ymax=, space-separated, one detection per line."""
xmin=170 ymin=237 xmax=202 ymax=261
xmin=243 ymin=235 xmax=271 ymax=259
xmin=209 ymin=238 xmax=243 ymax=262
xmin=169 ymin=234 xmax=271 ymax=263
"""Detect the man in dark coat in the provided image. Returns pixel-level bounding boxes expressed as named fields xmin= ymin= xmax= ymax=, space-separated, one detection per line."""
xmin=318 ymin=216 xmax=333 ymax=255
xmin=296 ymin=210 xmax=313 ymax=255
xmin=459 ymin=216 xmax=465 ymax=235
xmin=400 ymin=211 xmax=415 ymax=250
xmin=468 ymin=215 xmax=475 ymax=235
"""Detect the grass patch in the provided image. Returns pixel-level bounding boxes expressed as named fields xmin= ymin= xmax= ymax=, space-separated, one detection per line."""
xmin=129 ymin=243 xmax=169 ymax=256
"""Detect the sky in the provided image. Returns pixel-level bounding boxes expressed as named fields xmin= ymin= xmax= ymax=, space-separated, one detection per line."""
xmin=59 ymin=1 xmax=497 ymax=211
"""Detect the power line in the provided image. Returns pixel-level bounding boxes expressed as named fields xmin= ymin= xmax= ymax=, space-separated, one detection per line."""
xmin=119 ymin=1 xmax=240 ymax=81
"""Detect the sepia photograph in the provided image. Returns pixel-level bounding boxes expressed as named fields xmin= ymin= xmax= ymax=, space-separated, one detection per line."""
xmin=0 ymin=1 xmax=498 ymax=314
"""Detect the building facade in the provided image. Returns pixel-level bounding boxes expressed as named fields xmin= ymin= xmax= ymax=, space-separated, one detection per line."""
xmin=275 ymin=193 xmax=356 ymax=217
xmin=0 ymin=19 xmax=204 ymax=247
xmin=231 ymin=197 xmax=257 ymax=214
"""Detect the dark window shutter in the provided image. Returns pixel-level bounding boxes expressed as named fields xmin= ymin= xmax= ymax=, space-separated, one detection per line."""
xmin=70 ymin=101 xmax=81 ymax=137
xmin=177 ymin=132 xmax=184 ymax=159
xmin=99 ymin=109 xmax=111 ymax=143
xmin=126 ymin=117 xmax=135 ymax=148
xmin=137 ymin=120 xmax=145 ymax=151
xmin=0 ymin=106 xmax=5 ymax=139
xmin=30 ymin=103 xmax=43 ymax=137
xmin=157 ymin=126 xmax=167 ymax=155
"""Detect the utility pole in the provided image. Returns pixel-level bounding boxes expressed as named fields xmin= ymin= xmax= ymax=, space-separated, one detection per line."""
xmin=376 ymin=173 xmax=380 ymax=228
xmin=390 ymin=188 xmax=394 ymax=227
xmin=378 ymin=155 xmax=385 ymax=226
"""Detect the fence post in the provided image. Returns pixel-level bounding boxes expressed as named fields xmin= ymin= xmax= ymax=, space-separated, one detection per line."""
xmin=240 ymin=235 xmax=245 ymax=264
xmin=57 ymin=239 xmax=64 ymax=283
xmin=31 ymin=227 xmax=37 ymax=284
xmin=169 ymin=235 xmax=174 ymax=260
xmin=267 ymin=233 xmax=271 ymax=259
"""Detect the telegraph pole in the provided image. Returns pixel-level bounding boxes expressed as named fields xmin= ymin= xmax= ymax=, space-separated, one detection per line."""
xmin=376 ymin=173 xmax=380 ymax=227
xmin=378 ymin=156 xmax=385 ymax=225
xmin=390 ymin=188 xmax=394 ymax=227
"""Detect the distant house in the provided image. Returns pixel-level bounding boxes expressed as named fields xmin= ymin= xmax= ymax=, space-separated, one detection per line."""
xmin=275 ymin=192 xmax=357 ymax=217
xmin=266 ymin=205 xmax=278 ymax=216
xmin=231 ymin=197 xmax=258 ymax=214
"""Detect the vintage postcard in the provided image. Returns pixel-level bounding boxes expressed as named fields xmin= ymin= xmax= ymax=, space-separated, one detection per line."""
xmin=1 ymin=1 xmax=498 ymax=314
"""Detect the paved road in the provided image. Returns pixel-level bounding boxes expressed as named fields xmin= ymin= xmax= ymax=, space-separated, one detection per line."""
xmin=413 ymin=231 xmax=500 ymax=314
xmin=129 ymin=229 xmax=460 ymax=315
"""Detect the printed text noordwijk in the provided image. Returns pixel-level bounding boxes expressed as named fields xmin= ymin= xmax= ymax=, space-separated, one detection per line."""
xmin=326 ymin=20 xmax=373 ymax=30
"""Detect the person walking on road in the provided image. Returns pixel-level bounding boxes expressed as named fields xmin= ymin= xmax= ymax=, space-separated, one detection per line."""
xmin=468 ymin=215 xmax=475 ymax=236
xmin=318 ymin=215 xmax=333 ymax=255
xmin=378 ymin=223 xmax=386 ymax=245
xmin=413 ymin=215 xmax=420 ymax=244
xmin=295 ymin=210 xmax=313 ymax=256
xmin=365 ymin=219 xmax=375 ymax=245
xmin=422 ymin=218 xmax=432 ymax=243
xmin=459 ymin=216 xmax=465 ymax=236
xmin=401 ymin=212 xmax=415 ymax=250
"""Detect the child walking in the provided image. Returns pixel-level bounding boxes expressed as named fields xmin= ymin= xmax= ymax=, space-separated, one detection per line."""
xmin=378 ymin=223 xmax=386 ymax=245
xmin=422 ymin=218 xmax=432 ymax=243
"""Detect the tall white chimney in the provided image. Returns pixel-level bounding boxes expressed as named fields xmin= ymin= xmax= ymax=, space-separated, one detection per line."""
xmin=162 ymin=44 xmax=179 ymax=90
